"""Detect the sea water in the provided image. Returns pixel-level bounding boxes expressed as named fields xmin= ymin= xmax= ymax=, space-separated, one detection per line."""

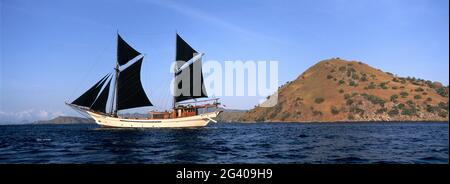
xmin=0 ymin=122 xmax=447 ymax=164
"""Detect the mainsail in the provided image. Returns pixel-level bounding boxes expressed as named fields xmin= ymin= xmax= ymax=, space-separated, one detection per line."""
xmin=117 ymin=57 xmax=152 ymax=110
xmin=71 ymin=73 xmax=110 ymax=107
xmin=173 ymin=34 xmax=208 ymax=103
xmin=113 ymin=34 xmax=152 ymax=113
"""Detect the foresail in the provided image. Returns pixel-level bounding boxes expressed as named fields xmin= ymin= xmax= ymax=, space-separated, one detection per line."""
xmin=72 ymin=73 xmax=110 ymax=107
xmin=117 ymin=57 xmax=153 ymax=110
xmin=90 ymin=77 xmax=112 ymax=113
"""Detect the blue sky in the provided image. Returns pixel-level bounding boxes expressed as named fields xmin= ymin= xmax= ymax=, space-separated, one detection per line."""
xmin=0 ymin=0 xmax=448 ymax=123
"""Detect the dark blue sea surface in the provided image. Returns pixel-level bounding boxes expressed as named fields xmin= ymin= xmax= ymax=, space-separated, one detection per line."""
xmin=0 ymin=122 xmax=448 ymax=164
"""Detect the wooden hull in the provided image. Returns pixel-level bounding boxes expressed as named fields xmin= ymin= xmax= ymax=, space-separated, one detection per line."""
xmin=85 ymin=110 xmax=221 ymax=128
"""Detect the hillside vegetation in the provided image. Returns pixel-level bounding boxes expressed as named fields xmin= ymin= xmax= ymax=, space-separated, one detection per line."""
xmin=240 ymin=58 xmax=449 ymax=122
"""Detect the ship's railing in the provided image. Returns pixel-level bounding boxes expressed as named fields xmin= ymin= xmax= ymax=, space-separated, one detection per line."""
xmin=176 ymin=98 xmax=220 ymax=113
xmin=176 ymin=98 xmax=220 ymax=105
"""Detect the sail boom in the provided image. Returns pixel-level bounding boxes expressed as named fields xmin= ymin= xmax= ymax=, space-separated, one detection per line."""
xmin=119 ymin=55 xmax=144 ymax=72
xmin=175 ymin=53 xmax=204 ymax=73
xmin=173 ymin=56 xmax=208 ymax=103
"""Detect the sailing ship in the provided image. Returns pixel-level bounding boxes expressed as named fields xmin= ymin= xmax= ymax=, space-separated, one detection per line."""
xmin=66 ymin=33 xmax=222 ymax=128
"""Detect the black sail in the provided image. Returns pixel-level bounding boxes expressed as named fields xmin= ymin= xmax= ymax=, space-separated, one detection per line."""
xmin=90 ymin=77 xmax=111 ymax=113
xmin=117 ymin=58 xmax=152 ymax=110
xmin=174 ymin=34 xmax=207 ymax=103
xmin=72 ymin=73 xmax=110 ymax=107
xmin=174 ymin=58 xmax=208 ymax=103
xmin=117 ymin=34 xmax=141 ymax=66
xmin=176 ymin=34 xmax=197 ymax=64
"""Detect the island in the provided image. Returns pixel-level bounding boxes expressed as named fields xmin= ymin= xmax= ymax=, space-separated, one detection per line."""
xmin=239 ymin=58 xmax=449 ymax=122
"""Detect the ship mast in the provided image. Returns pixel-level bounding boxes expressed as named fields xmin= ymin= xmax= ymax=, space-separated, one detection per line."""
xmin=112 ymin=62 xmax=119 ymax=117
xmin=111 ymin=32 xmax=119 ymax=117
xmin=172 ymin=31 xmax=177 ymax=110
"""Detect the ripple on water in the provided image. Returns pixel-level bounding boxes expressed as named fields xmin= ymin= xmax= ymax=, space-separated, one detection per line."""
xmin=420 ymin=156 xmax=447 ymax=163
xmin=35 ymin=138 xmax=52 ymax=142
xmin=331 ymin=156 xmax=369 ymax=163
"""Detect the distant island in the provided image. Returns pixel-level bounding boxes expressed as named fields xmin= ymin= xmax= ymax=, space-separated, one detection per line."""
xmin=33 ymin=116 xmax=95 ymax=125
xmin=239 ymin=58 xmax=449 ymax=122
